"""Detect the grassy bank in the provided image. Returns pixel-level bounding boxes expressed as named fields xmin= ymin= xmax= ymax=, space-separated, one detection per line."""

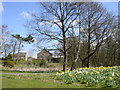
xmin=2 ymin=73 xmax=86 ymax=88
xmin=2 ymin=62 xmax=62 ymax=72
xmin=2 ymin=66 xmax=120 ymax=88
xmin=2 ymin=70 xmax=56 ymax=73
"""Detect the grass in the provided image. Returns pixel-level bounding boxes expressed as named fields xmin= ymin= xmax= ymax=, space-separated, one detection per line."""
xmin=2 ymin=62 xmax=62 ymax=73
xmin=2 ymin=73 xmax=87 ymax=88
xmin=2 ymin=70 xmax=55 ymax=73
xmin=2 ymin=64 xmax=120 ymax=88
xmin=2 ymin=70 xmax=34 ymax=73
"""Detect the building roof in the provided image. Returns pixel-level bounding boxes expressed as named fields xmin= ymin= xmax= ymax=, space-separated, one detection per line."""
xmin=37 ymin=49 xmax=52 ymax=55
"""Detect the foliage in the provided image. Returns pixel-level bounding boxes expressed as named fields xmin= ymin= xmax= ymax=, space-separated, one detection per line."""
xmin=5 ymin=54 xmax=12 ymax=60
xmin=22 ymin=35 xmax=34 ymax=44
xmin=51 ymin=58 xmax=61 ymax=63
xmin=11 ymin=34 xmax=34 ymax=61
xmin=2 ymin=61 xmax=15 ymax=68
xmin=32 ymin=59 xmax=41 ymax=66
xmin=32 ymin=59 xmax=47 ymax=67
xmin=12 ymin=34 xmax=34 ymax=44
xmin=16 ymin=59 xmax=28 ymax=64
xmin=39 ymin=60 xmax=47 ymax=67
xmin=55 ymin=66 xmax=120 ymax=88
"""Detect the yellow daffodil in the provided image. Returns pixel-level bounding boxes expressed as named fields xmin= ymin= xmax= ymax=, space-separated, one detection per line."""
xmin=92 ymin=68 xmax=95 ymax=69
xmin=109 ymin=77 xmax=113 ymax=80
xmin=96 ymin=71 xmax=100 ymax=74
xmin=116 ymin=73 xmax=120 ymax=77
xmin=66 ymin=70 xmax=70 ymax=72
xmin=90 ymin=72 xmax=93 ymax=75
xmin=58 ymin=71 xmax=63 ymax=73
xmin=61 ymin=72 xmax=64 ymax=74
xmin=56 ymin=72 xmax=59 ymax=75
xmin=86 ymin=71 xmax=88 ymax=74
xmin=68 ymin=74 xmax=72 ymax=77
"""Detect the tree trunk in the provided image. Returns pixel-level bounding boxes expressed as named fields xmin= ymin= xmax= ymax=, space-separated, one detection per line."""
xmin=63 ymin=50 xmax=67 ymax=71
xmin=86 ymin=21 xmax=91 ymax=68
xmin=12 ymin=42 xmax=17 ymax=60
xmin=62 ymin=20 xmax=67 ymax=72
xmin=17 ymin=40 xmax=22 ymax=60
xmin=4 ymin=49 xmax=7 ymax=58
xmin=82 ymin=60 xmax=84 ymax=67
xmin=70 ymin=45 xmax=81 ymax=70
xmin=70 ymin=7 xmax=81 ymax=71
xmin=70 ymin=61 xmax=75 ymax=71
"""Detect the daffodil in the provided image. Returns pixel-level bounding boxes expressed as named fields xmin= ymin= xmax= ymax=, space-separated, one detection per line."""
xmin=66 ymin=70 xmax=70 ymax=72
xmin=109 ymin=77 xmax=113 ymax=80
xmin=96 ymin=71 xmax=100 ymax=74
xmin=112 ymin=72 xmax=115 ymax=76
xmin=68 ymin=74 xmax=72 ymax=77
xmin=90 ymin=72 xmax=93 ymax=75
xmin=61 ymin=72 xmax=64 ymax=74
xmin=116 ymin=73 xmax=120 ymax=77
xmin=86 ymin=71 xmax=88 ymax=74
xmin=56 ymin=72 xmax=59 ymax=75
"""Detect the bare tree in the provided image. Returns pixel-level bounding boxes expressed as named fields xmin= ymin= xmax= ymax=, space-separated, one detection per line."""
xmin=0 ymin=25 xmax=12 ymax=58
xmin=68 ymin=2 xmax=116 ymax=69
xmin=78 ymin=2 xmax=115 ymax=67
xmin=10 ymin=38 xmax=18 ymax=60
xmin=26 ymin=2 xmax=83 ymax=71
xmin=70 ymin=3 xmax=82 ymax=70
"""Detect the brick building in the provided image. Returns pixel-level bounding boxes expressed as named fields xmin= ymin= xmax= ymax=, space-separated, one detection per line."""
xmin=37 ymin=49 xmax=52 ymax=62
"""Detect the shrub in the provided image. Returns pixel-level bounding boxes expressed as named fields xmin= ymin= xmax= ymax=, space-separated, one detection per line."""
xmin=30 ymin=59 xmax=48 ymax=67
xmin=39 ymin=60 xmax=47 ymax=67
xmin=51 ymin=58 xmax=61 ymax=63
xmin=32 ymin=60 xmax=41 ymax=66
xmin=5 ymin=54 xmax=12 ymax=60
xmin=47 ymin=64 xmax=55 ymax=68
xmin=2 ymin=61 xmax=15 ymax=68
xmin=17 ymin=59 xmax=28 ymax=64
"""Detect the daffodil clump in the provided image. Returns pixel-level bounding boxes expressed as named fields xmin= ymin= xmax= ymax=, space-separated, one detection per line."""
xmin=55 ymin=66 xmax=120 ymax=88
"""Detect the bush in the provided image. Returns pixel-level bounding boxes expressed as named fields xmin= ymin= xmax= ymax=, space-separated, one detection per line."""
xmin=47 ymin=64 xmax=55 ymax=68
xmin=17 ymin=59 xmax=27 ymax=64
xmin=2 ymin=61 xmax=15 ymax=68
xmin=39 ymin=60 xmax=47 ymax=67
xmin=51 ymin=58 xmax=61 ymax=63
xmin=31 ymin=59 xmax=48 ymax=67
xmin=32 ymin=60 xmax=41 ymax=66
xmin=5 ymin=54 xmax=13 ymax=60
